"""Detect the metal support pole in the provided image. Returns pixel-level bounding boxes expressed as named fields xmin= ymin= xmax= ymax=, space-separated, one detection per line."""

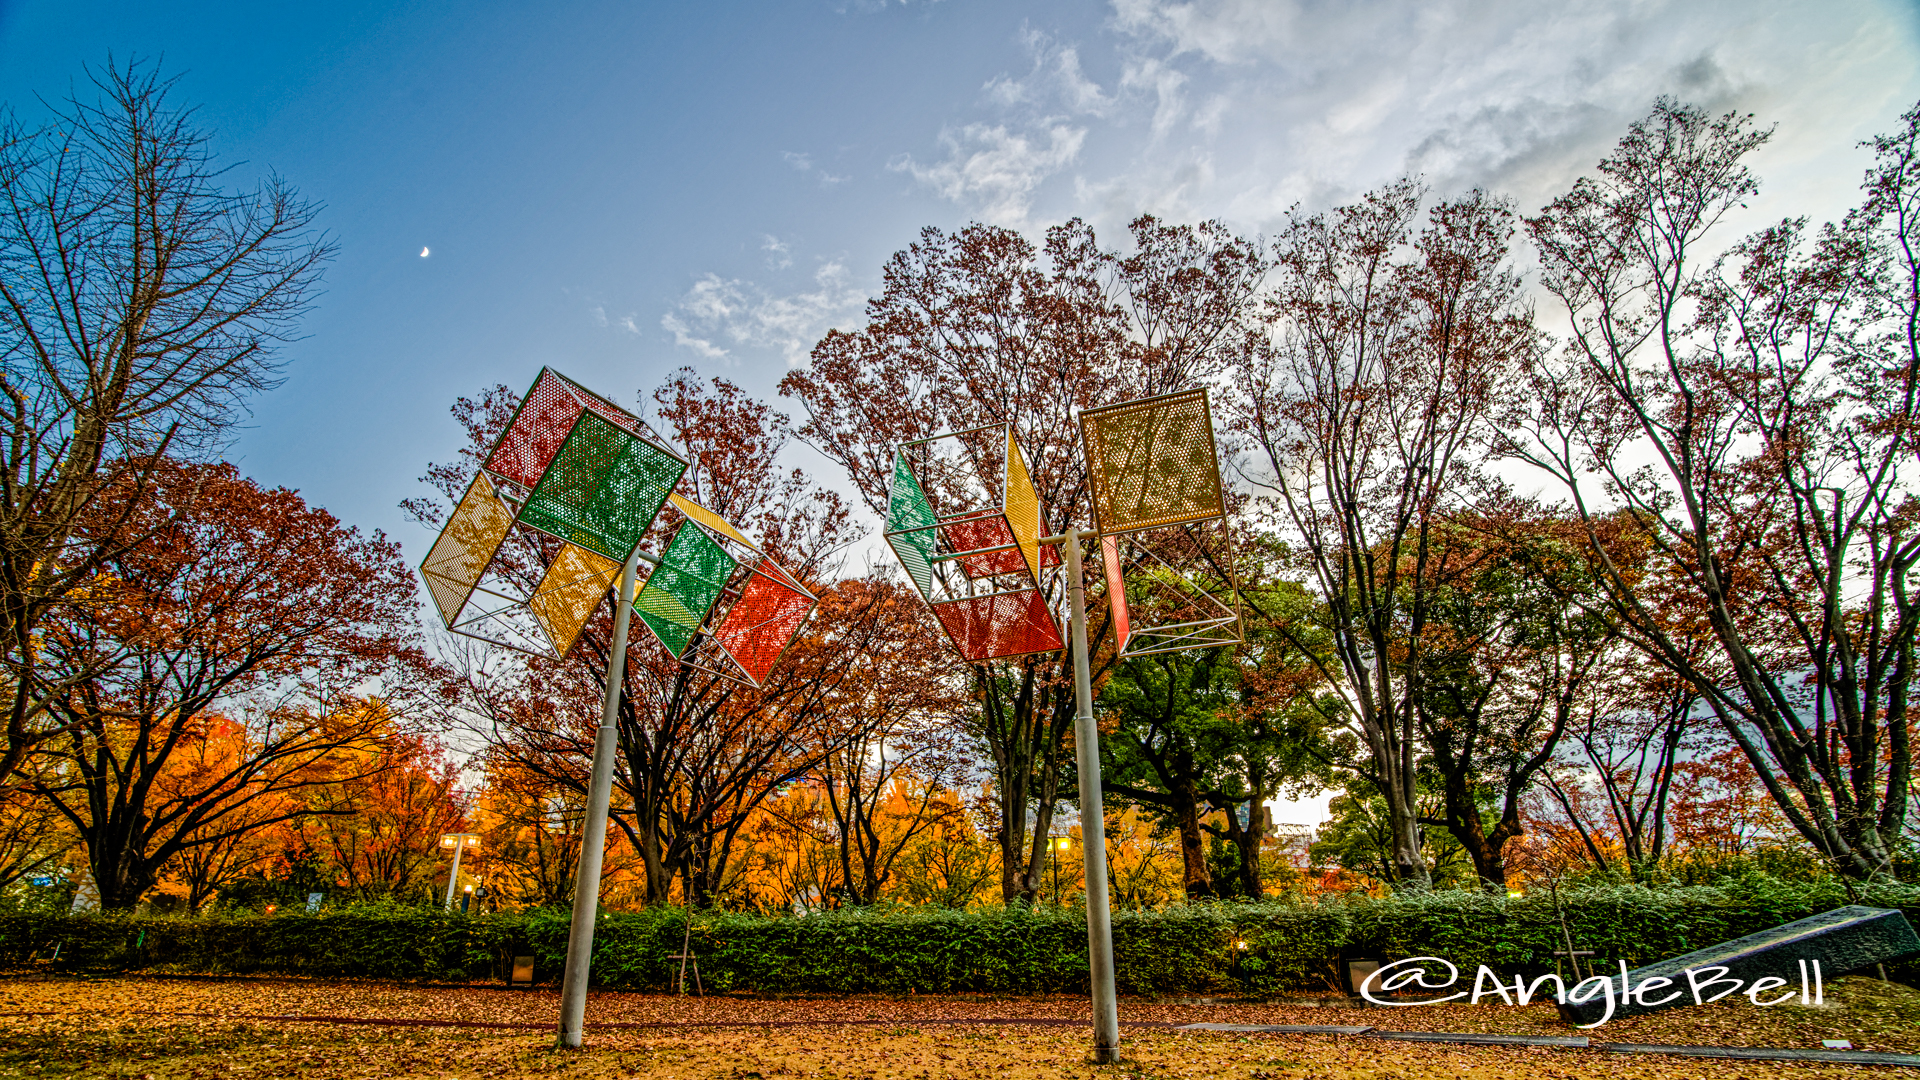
xmin=1061 ymin=527 xmax=1121 ymax=1064
xmin=556 ymin=543 xmax=645 ymax=1049
xmin=443 ymin=840 xmax=464 ymax=910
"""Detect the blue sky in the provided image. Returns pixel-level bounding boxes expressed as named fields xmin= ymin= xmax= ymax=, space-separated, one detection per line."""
xmin=4 ymin=0 xmax=1919 ymax=562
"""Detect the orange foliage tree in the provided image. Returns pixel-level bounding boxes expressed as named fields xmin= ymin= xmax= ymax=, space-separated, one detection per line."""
xmin=30 ymin=459 xmax=437 ymax=908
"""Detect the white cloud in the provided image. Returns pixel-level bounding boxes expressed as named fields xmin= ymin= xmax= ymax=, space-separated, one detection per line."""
xmin=893 ymin=122 xmax=1087 ymax=227
xmin=782 ymin=148 xmax=851 ymax=187
xmin=589 ymin=305 xmax=640 ymax=334
xmin=762 ymin=234 xmax=793 ymax=270
xmin=662 ymin=261 xmax=866 ymax=366
xmin=1093 ymin=0 xmax=1920 ymax=229
xmin=892 ymin=0 xmax=1920 ymax=242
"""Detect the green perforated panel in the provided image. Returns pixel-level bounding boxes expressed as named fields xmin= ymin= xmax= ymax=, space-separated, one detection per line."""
xmin=636 ymin=520 xmax=738 ymax=657
xmin=518 ymin=411 xmax=686 ymax=561
xmin=884 ymin=450 xmax=938 ymax=597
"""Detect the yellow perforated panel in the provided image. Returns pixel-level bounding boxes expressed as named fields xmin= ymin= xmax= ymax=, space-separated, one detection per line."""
xmin=419 ymin=474 xmax=514 ymax=627
xmin=529 ymin=543 xmax=621 ymax=657
xmin=1004 ymin=428 xmax=1042 ymax=583
xmin=1079 ymin=388 xmax=1224 ymax=536
xmin=667 ymin=492 xmax=759 ymax=551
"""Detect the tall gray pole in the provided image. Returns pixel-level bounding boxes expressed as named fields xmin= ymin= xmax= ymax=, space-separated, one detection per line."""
xmin=557 ymin=543 xmax=646 ymax=1049
xmin=1060 ymin=527 xmax=1121 ymax=1064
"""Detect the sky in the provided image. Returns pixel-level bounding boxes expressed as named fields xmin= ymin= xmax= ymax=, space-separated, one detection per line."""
xmin=6 ymin=0 xmax=1920 ymax=819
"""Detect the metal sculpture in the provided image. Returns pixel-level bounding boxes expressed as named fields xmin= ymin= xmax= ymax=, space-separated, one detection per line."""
xmin=635 ymin=493 xmax=819 ymax=687
xmin=878 ymin=389 xmax=1237 ymax=1066
xmin=417 ymin=368 xmax=689 ymax=659
xmin=1080 ymin=388 xmax=1240 ymax=657
xmin=884 ymin=424 xmax=1064 ymax=661
xmin=412 ymin=366 xmax=817 ymax=1049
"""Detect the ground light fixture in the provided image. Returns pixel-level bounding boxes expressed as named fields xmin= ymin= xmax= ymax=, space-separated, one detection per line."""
xmin=415 ymin=368 xmax=821 ymax=1049
xmin=881 ymin=389 xmax=1239 ymax=1065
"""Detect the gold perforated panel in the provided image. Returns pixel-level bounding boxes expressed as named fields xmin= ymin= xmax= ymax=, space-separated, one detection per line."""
xmin=1079 ymin=388 xmax=1224 ymax=536
xmin=529 ymin=543 xmax=621 ymax=657
xmin=1004 ymin=428 xmax=1043 ymax=583
xmin=419 ymin=474 xmax=515 ymax=627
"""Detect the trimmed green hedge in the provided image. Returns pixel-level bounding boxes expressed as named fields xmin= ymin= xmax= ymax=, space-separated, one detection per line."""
xmin=3 ymin=878 xmax=1916 ymax=996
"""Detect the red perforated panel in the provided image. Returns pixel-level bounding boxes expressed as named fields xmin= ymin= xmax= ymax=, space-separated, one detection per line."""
xmin=942 ymin=512 xmax=1062 ymax=580
xmin=1102 ymin=534 xmax=1130 ymax=653
xmin=483 ymin=369 xmax=643 ymax=492
xmin=714 ymin=559 xmax=817 ymax=685
xmin=929 ymin=590 xmax=1062 ymax=661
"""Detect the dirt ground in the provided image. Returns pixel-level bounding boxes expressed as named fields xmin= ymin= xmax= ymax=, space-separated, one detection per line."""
xmin=2 ymin=974 xmax=1916 ymax=1079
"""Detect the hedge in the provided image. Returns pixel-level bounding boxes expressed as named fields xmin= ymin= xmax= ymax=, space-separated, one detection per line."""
xmin=3 ymin=877 xmax=1916 ymax=996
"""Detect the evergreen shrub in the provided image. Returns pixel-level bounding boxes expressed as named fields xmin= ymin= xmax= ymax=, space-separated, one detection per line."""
xmin=1 ymin=877 xmax=1913 ymax=995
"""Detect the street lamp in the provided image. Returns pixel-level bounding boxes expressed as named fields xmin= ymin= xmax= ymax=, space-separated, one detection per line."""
xmin=1050 ymin=835 xmax=1072 ymax=906
xmin=440 ymin=833 xmax=481 ymax=910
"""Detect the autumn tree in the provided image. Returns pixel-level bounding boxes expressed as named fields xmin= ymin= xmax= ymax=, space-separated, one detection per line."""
xmin=1509 ymin=98 xmax=1920 ymax=879
xmin=804 ymin=580 xmax=968 ymax=904
xmin=781 ymin=215 xmax=1266 ymax=902
xmin=30 ymin=459 xmax=431 ymax=908
xmin=1534 ymin=659 xmax=1704 ymax=877
xmin=1227 ymin=184 xmax=1539 ymax=888
xmin=287 ymin=728 xmax=468 ymax=903
xmin=474 ymin=760 xmax=588 ymax=909
xmin=0 ymin=59 xmax=332 ymax=784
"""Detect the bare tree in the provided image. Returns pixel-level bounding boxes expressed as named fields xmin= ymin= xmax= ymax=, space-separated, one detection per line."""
xmin=1510 ymin=99 xmax=1918 ymax=880
xmin=1228 ymin=183 xmax=1538 ymax=888
xmin=0 ymin=58 xmax=332 ymax=784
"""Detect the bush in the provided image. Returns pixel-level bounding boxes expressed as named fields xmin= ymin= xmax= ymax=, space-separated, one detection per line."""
xmin=2 ymin=877 xmax=1915 ymax=995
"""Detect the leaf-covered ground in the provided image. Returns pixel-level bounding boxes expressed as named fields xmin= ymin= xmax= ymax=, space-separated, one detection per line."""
xmin=2 ymin=974 xmax=1916 ymax=1079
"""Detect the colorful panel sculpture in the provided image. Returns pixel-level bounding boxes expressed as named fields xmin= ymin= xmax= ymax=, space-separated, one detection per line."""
xmin=1079 ymin=388 xmax=1224 ymax=536
xmin=1080 ymin=388 xmax=1239 ymax=658
xmin=636 ymin=520 xmax=736 ymax=658
xmin=517 ymin=411 xmax=687 ymax=561
xmin=883 ymin=425 xmax=1064 ymax=662
xmin=418 ymin=368 xmax=817 ymax=689
xmin=419 ymin=473 xmax=515 ymax=626
xmin=635 ymin=493 xmax=820 ymax=686
xmin=713 ymin=558 xmax=817 ymax=685
xmin=928 ymin=589 xmax=1063 ymax=662
xmin=528 ymin=543 xmax=621 ymax=657
xmin=482 ymin=367 xmax=664 ymax=494
xmin=1098 ymin=524 xmax=1240 ymax=657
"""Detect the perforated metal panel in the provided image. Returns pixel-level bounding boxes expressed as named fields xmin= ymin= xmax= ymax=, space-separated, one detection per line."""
xmin=883 ymin=429 xmax=1064 ymax=662
xmin=1101 ymin=534 xmax=1130 ymax=653
xmin=1005 ymin=428 xmax=1043 ymax=582
xmin=529 ymin=543 xmax=620 ymax=657
xmin=668 ymin=492 xmax=756 ymax=549
xmin=929 ymin=590 xmax=1064 ymax=661
xmin=714 ymin=558 xmax=817 ymax=685
xmin=1080 ymin=388 xmax=1225 ymax=536
xmin=1100 ymin=521 xmax=1240 ymax=657
xmin=517 ymin=411 xmax=686 ymax=561
xmin=885 ymin=451 xmax=939 ymax=596
xmin=483 ymin=368 xmax=651 ymax=493
xmin=420 ymin=473 xmax=514 ymax=627
xmin=635 ymin=520 xmax=737 ymax=658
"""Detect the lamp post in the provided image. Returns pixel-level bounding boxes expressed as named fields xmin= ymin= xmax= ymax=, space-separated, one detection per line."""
xmin=1050 ymin=835 xmax=1072 ymax=906
xmin=439 ymin=833 xmax=481 ymax=910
